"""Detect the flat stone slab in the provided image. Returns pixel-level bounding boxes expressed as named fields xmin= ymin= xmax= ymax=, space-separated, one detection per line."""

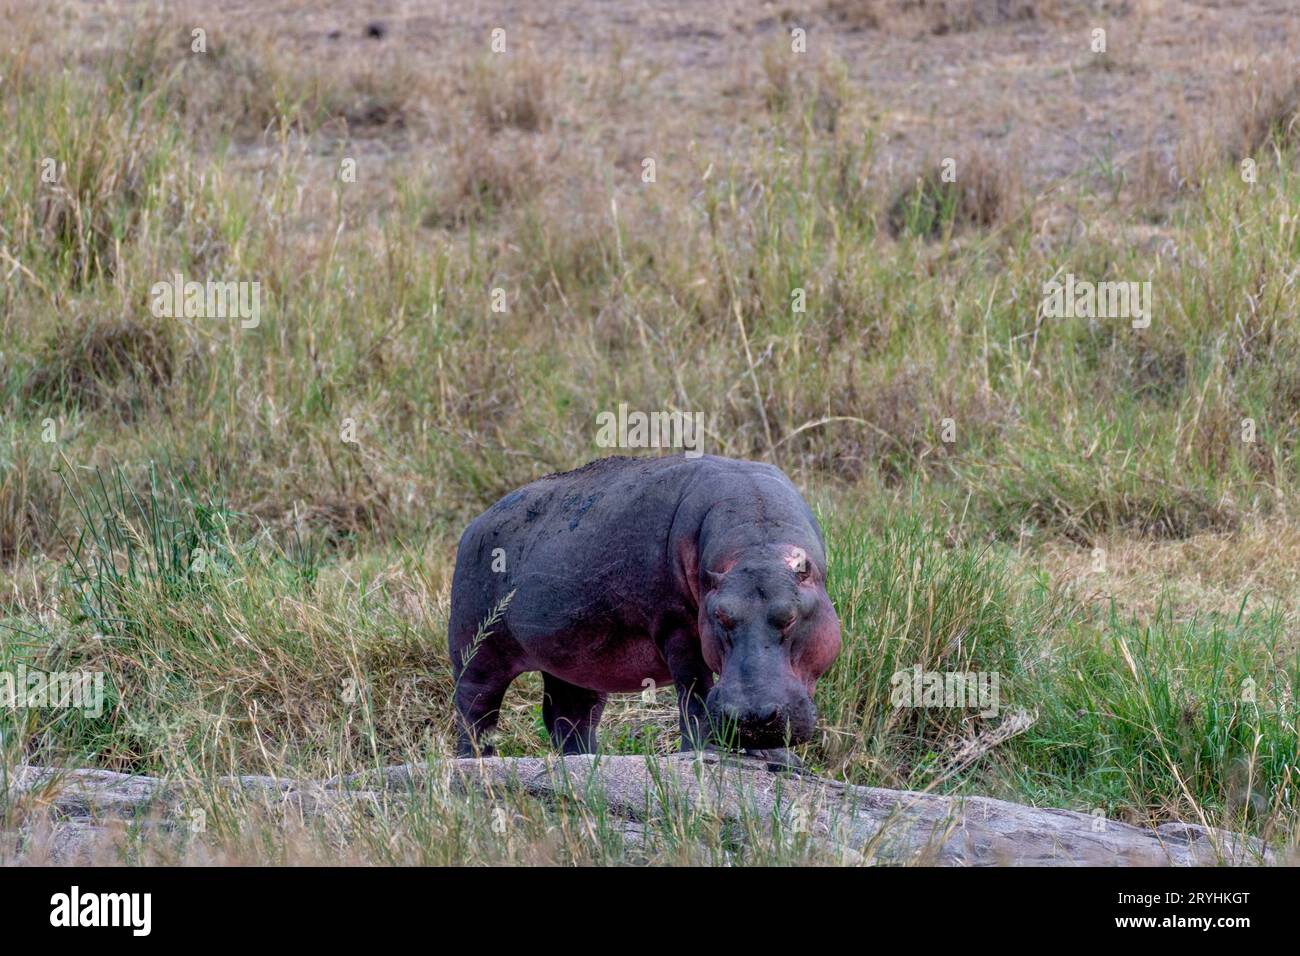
xmin=2 ymin=756 xmax=1277 ymax=865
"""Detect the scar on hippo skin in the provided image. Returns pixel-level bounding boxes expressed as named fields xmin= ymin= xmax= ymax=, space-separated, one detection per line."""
xmin=447 ymin=455 xmax=842 ymax=763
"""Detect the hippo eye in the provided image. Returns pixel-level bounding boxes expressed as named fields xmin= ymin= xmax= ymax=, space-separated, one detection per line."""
xmin=715 ymin=607 xmax=735 ymax=630
xmin=769 ymin=604 xmax=796 ymax=631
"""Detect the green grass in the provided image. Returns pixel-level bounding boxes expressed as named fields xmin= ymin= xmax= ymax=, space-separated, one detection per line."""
xmin=4 ymin=468 xmax=1294 ymax=853
xmin=1 ymin=10 xmax=1298 ymax=862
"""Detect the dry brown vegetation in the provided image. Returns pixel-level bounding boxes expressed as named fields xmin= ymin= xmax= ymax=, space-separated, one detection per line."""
xmin=886 ymin=145 xmax=1024 ymax=237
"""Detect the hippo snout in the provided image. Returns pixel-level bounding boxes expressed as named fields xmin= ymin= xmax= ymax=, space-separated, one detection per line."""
xmin=705 ymin=686 xmax=816 ymax=748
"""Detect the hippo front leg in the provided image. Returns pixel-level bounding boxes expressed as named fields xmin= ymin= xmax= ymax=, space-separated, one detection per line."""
xmin=660 ymin=628 xmax=715 ymax=751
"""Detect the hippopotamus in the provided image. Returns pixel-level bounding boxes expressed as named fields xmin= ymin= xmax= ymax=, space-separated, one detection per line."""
xmin=447 ymin=454 xmax=841 ymax=763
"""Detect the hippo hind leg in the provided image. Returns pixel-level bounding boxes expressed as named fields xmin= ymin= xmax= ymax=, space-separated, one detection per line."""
xmin=454 ymin=674 xmax=513 ymax=758
xmin=452 ymin=636 xmax=524 ymax=758
xmin=542 ymin=673 xmax=607 ymax=754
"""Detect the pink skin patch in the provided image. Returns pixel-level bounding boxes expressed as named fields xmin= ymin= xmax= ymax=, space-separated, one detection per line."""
xmin=793 ymin=590 xmax=842 ymax=692
xmin=699 ymin=610 xmax=726 ymax=675
xmin=678 ymin=539 xmax=705 ymax=605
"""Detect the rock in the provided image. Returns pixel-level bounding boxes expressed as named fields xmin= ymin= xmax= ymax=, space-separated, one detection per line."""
xmin=428 ymin=753 xmax=1273 ymax=866
xmin=3 ymin=756 xmax=1276 ymax=866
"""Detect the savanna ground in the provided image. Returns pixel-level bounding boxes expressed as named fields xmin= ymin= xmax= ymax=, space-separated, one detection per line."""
xmin=1 ymin=0 xmax=1298 ymax=864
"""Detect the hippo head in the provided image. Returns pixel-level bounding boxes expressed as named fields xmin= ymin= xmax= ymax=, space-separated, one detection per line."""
xmin=698 ymin=544 xmax=841 ymax=750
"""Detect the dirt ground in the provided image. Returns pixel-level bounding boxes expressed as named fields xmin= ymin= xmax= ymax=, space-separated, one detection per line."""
xmin=114 ymin=0 xmax=1298 ymax=186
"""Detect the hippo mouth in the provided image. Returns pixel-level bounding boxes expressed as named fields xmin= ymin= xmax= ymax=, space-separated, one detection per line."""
xmin=704 ymin=690 xmax=816 ymax=750
xmin=739 ymin=730 xmax=810 ymax=750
